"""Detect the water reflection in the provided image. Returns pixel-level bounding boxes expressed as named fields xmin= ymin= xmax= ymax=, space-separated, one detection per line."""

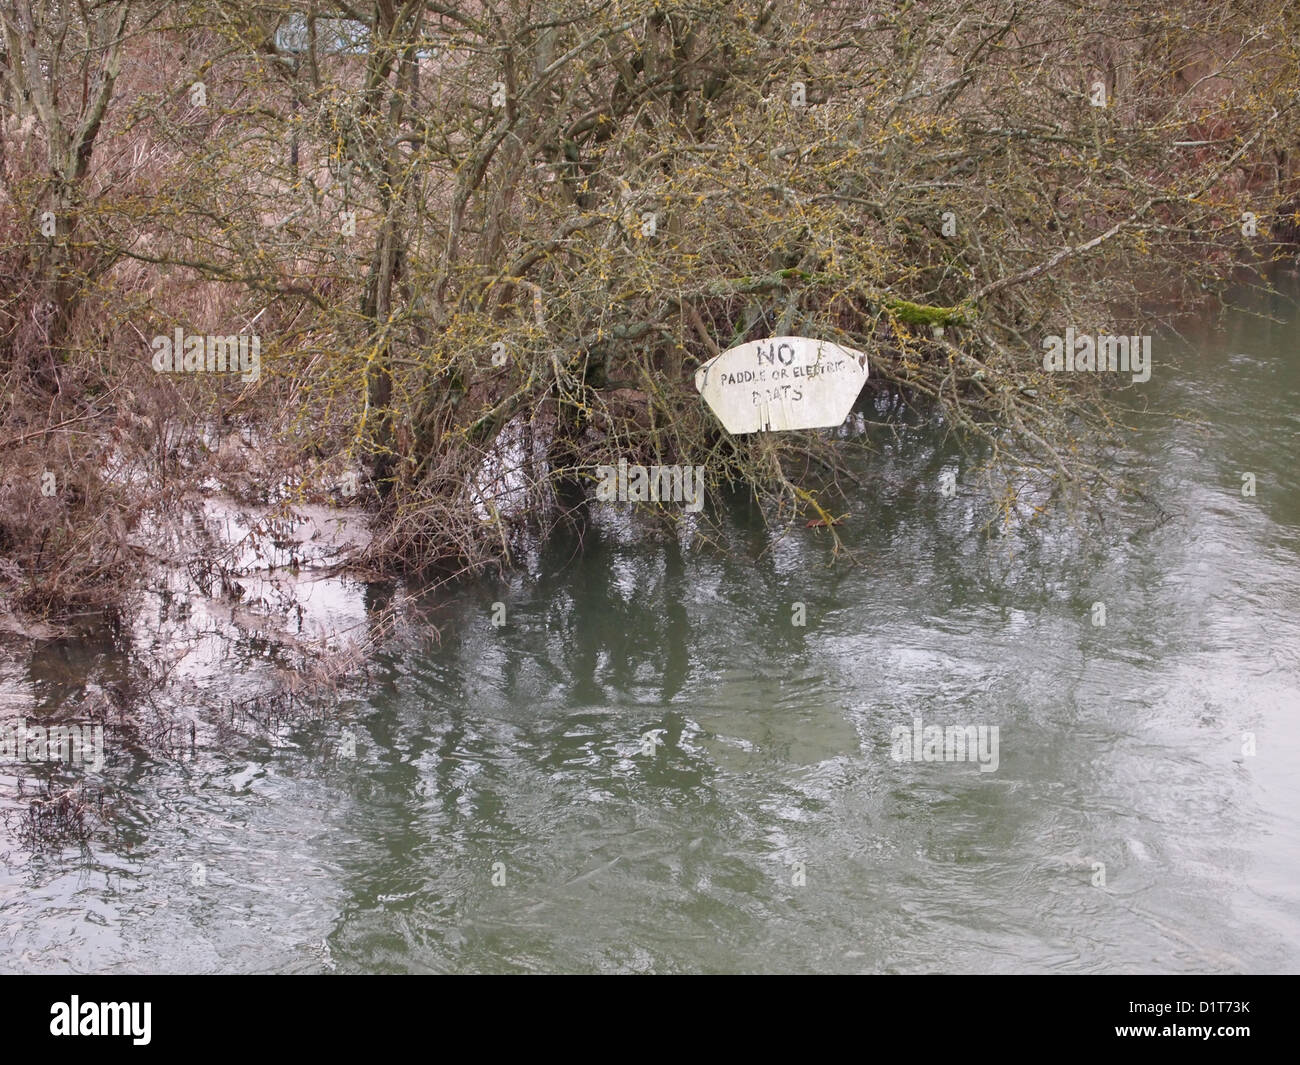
xmin=2 ymin=280 xmax=1298 ymax=973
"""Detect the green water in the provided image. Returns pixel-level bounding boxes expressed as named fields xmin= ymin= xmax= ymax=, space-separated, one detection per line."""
xmin=2 ymin=281 xmax=1298 ymax=973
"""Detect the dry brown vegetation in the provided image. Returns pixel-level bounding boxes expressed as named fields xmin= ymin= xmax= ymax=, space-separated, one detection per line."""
xmin=3 ymin=0 xmax=1300 ymax=619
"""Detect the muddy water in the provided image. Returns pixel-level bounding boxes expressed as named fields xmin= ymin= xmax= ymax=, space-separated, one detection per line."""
xmin=2 ymin=281 xmax=1298 ymax=973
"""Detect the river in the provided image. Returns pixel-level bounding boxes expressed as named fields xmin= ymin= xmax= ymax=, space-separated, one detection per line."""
xmin=2 ymin=278 xmax=1298 ymax=973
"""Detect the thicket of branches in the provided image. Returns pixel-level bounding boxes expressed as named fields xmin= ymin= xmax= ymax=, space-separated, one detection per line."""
xmin=3 ymin=0 xmax=1299 ymax=614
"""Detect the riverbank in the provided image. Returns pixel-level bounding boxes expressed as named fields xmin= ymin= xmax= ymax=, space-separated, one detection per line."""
xmin=3 ymin=277 xmax=1297 ymax=972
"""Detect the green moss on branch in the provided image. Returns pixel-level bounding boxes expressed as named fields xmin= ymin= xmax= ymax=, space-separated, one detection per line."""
xmin=882 ymin=298 xmax=969 ymax=327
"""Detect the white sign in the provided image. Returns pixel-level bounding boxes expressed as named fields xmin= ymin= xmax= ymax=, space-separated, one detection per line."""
xmin=694 ymin=336 xmax=868 ymax=434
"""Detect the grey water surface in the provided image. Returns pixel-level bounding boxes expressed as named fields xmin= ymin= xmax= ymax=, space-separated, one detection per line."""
xmin=2 ymin=281 xmax=1298 ymax=974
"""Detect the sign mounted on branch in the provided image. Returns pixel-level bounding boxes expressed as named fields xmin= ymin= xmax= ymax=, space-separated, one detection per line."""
xmin=694 ymin=336 xmax=868 ymax=434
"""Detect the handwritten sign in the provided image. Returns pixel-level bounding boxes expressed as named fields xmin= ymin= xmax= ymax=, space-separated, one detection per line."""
xmin=694 ymin=336 xmax=868 ymax=434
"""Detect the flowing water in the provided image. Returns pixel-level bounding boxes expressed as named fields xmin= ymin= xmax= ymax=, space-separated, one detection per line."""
xmin=2 ymin=280 xmax=1298 ymax=974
